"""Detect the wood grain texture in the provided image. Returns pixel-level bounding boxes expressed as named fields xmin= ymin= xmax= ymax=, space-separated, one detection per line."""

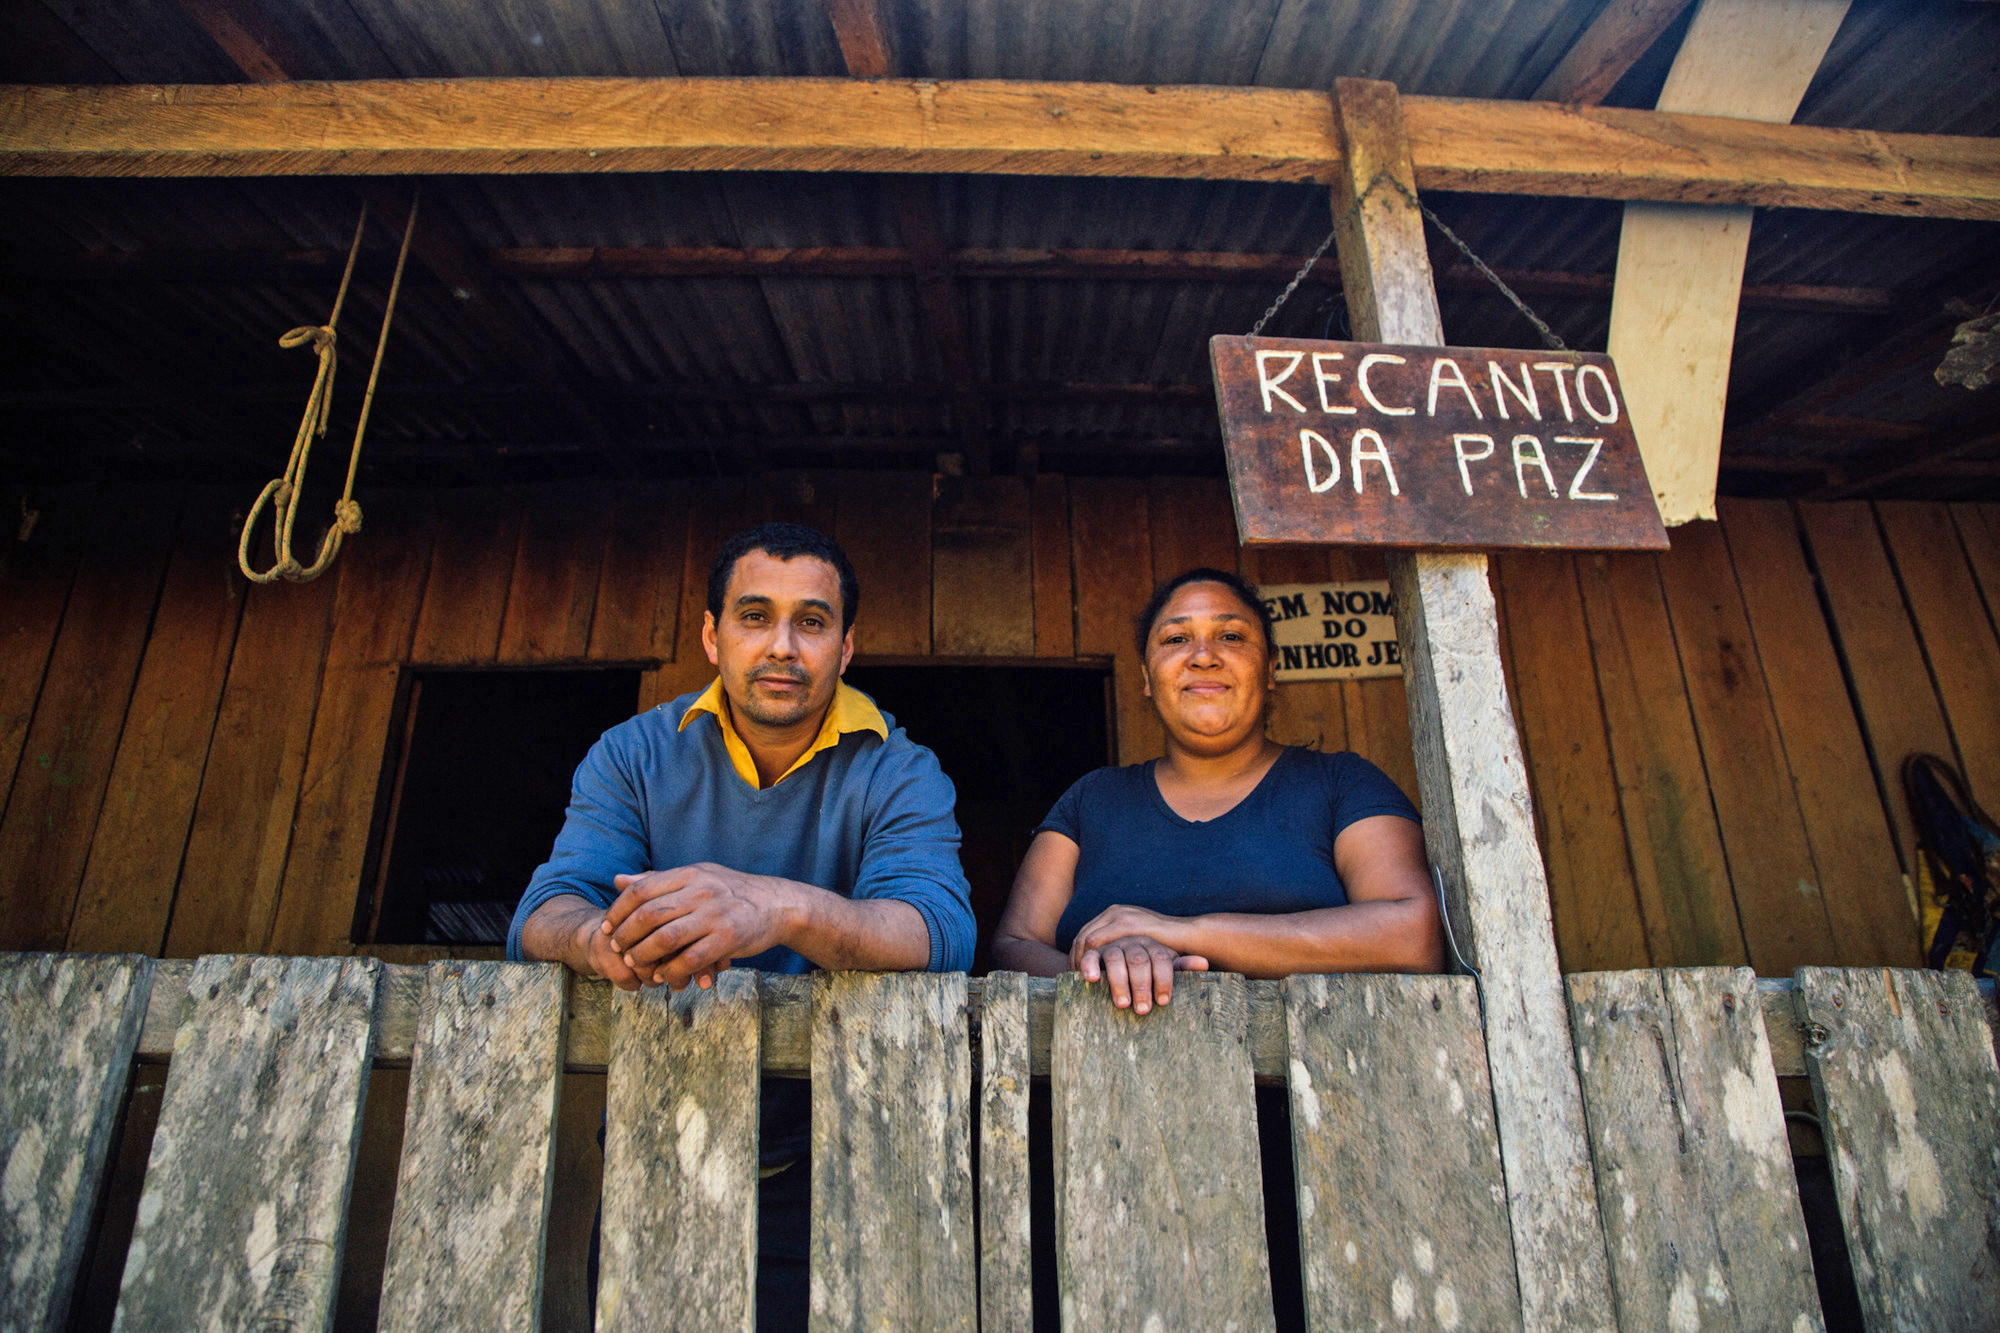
xmin=979 ymin=971 xmax=1032 ymax=1333
xmin=1495 ymin=551 xmax=1649 ymax=973
xmin=0 ymin=953 xmax=151 ymax=1333
xmin=498 ymin=479 xmax=612 ymax=664
xmin=640 ymin=477 xmax=749 ymax=710
xmin=0 ymin=496 xmax=85 ymax=828
xmin=409 ymin=487 xmax=524 ymax=665
xmin=810 ymin=971 xmax=974 ymax=1331
xmin=1948 ymin=502 xmax=2000 ymax=638
xmin=1720 ymin=498 xmax=1917 ymax=966
xmin=836 ymin=470 xmax=932 ymax=658
xmin=3 ymin=79 xmax=1994 ymax=217
xmin=114 ymin=955 xmax=379 ymax=1333
xmin=1568 ymin=968 xmax=1822 ymax=1331
xmin=1656 ymin=518 xmax=1839 ymax=973
xmin=67 ymin=492 xmax=244 ymax=955
xmin=1051 ymin=971 xmax=1274 ymax=1331
xmin=378 ymin=961 xmax=567 ymax=1333
xmin=1147 ymin=475 xmax=1237 ymax=581
xmin=1335 ymin=75 xmax=1615 ymax=1333
xmin=588 ymin=479 xmax=688 ymax=663
xmin=1283 ymin=972 xmax=1520 ymax=1330
xmin=1797 ymin=966 xmax=2000 ymax=1328
xmin=1242 ymin=545 xmax=1350 ymax=755
xmin=1533 ymin=0 xmax=1696 ymax=104
xmin=1069 ymin=476 xmax=1158 ymax=764
xmin=1030 ymin=473 xmax=1075 ymax=658
xmin=932 ymin=475 xmax=1033 ymax=657
xmin=599 ymin=970 xmax=759 ymax=1333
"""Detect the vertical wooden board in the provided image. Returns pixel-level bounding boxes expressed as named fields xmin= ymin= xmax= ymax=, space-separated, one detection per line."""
xmin=1282 ymin=972 xmax=1519 ymax=1330
xmin=588 ymin=479 xmax=689 ymax=663
xmin=498 ymin=479 xmax=613 ymax=664
xmin=765 ymin=468 xmax=841 ymax=535
xmin=980 ymin=971 xmax=1032 ymax=1333
xmin=1330 ymin=547 xmax=1420 ymax=806
xmin=1567 ymin=968 xmax=1822 ymax=1331
xmin=68 ymin=492 xmax=246 ymax=956
xmin=1147 ymin=475 xmax=1238 ymax=582
xmin=379 ymin=961 xmax=567 ymax=1333
xmin=1576 ymin=551 xmax=1749 ymax=968
xmin=836 ymin=470 xmax=933 ymax=658
xmin=641 ymin=478 xmax=735 ymax=710
xmin=164 ymin=570 xmax=339 ymax=958
xmin=1721 ymin=499 xmax=1918 ymax=966
xmin=1948 ymin=502 xmax=2000 ymax=638
xmin=0 ymin=493 xmax=177 ymax=951
xmin=321 ymin=490 xmax=440 ymax=671
xmin=1496 ymin=551 xmax=1649 ymax=973
xmin=1876 ymin=501 xmax=2000 ymax=814
xmin=0 ymin=954 xmax=151 ymax=1333
xmin=114 ymin=955 xmax=380 ymax=1333
xmin=1797 ymin=966 xmax=2000 ymax=1328
xmin=1051 ymin=971 xmax=1274 ymax=1331
xmin=1242 ymin=545 xmax=1350 ymax=755
xmin=1657 ymin=519 xmax=1839 ymax=974
xmin=1030 ymin=473 xmax=1075 ymax=658
xmin=809 ymin=971 xmax=974 ymax=1332
xmin=598 ymin=971 xmax=760 ymax=1333
xmin=0 ymin=492 xmax=85 ymax=821
xmin=541 ymin=1070 xmax=605 ymax=1333
xmin=409 ymin=487 xmax=524 ymax=665
xmin=1797 ymin=502 xmax=1959 ymax=869
xmin=1070 ymin=477 xmax=1158 ymax=764
xmin=933 ymin=475 xmax=1033 ymax=657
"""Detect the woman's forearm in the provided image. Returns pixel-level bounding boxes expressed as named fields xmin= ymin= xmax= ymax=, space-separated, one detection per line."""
xmin=990 ymin=932 xmax=1072 ymax=977
xmin=1155 ymin=897 xmax=1444 ymax=977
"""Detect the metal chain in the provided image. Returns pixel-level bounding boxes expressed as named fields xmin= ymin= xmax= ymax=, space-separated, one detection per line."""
xmin=1247 ymin=228 xmax=1336 ymax=337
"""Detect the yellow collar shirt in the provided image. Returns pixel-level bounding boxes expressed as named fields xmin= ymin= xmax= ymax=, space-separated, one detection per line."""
xmin=678 ymin=677 xmax=889 ymax=789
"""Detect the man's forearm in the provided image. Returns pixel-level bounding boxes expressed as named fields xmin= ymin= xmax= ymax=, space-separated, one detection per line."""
xmin=779 ymin=880 xmax=932 ymax=972
xmin=518 ymin=894 xmax=604 ymax=975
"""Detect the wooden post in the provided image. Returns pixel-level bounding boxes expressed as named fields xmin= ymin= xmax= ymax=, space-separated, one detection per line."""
xmin=1328 ymin=77 xmax=1619 ymax=1332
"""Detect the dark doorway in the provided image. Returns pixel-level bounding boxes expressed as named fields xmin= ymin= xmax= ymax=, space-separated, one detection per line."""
xmin=842 ymin=662 xmax=1112 ymax=973
xmin=362 ymin=668 xmax=642 ymax=947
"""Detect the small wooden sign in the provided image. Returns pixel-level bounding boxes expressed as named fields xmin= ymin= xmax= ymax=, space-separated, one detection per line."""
xmin=1259 ymin=581 xmax=1402 ymax=681
xmin=1212 ymin=335 xmax=1669 ymax=550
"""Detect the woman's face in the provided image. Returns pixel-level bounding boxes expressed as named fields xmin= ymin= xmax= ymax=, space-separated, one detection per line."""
xmin=1140 ymin=581 xmax=1275 ymax=754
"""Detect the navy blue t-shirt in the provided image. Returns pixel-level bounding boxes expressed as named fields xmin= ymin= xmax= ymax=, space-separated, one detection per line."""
xmin=1038 ymin=747 xmax=1420 ymax=951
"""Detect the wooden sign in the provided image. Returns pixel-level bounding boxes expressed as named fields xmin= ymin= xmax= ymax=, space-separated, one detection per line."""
xmin=1259 ymin=581 xmax=1401 ymax=681
xmin=1212 ymin=335 xmax=1668 ymax=550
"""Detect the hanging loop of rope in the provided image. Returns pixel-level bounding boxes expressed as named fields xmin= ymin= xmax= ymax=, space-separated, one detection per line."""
xmin=239 ymin=186 xmax=420 ymax=584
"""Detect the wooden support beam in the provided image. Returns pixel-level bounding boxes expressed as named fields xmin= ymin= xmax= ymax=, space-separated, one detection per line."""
xmin=1329 ymin=77 xmax=1618 ymax=1332
xmin=2 ymin=78 xmax=1996 ymax=219
xmin=1534 ymin=0 xmax=1697 ymax=104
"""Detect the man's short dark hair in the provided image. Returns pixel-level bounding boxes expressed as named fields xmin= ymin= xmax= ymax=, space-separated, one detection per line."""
xmin=1133 ymin=566 xmax=1275 ymax=658
xmin=708 ymin=523 xmax=861 ymax=633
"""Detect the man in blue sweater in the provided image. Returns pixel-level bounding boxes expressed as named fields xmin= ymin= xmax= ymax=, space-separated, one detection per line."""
xmin=506 ymin=520 xmax=975 ymax=1328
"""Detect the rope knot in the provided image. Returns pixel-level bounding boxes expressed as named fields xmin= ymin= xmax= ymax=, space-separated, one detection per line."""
xmin=279 ymin=324 xmax=337 ymax=355
xmin=334 ymin=499 xmax=363 ymax=534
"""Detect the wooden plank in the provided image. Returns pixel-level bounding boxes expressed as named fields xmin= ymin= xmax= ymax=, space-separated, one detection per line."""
xmin=114 ymin=955 xmax=380 ymax=1332
xmin=1533 ymin=0 xmax=1697 ymax=104
xmin=1568 ymin=968 xmax=1822 ymax=1330
xmin=1283 ymin=972 xmax=1520 ymax=1329
xmin=764 ymin=469 xmax=841 ymax=534
xmin=1877 ymin=501 xmax=2000 ymax=814
xmin=1070 ymin=476 xmax=1157 ymax=764
xmin=1147 ymin=474 xmax=1237 ymax=581
xmin=588 ymin=479 xmax=688 ymax=663
xmin=1333 ymin=76 xmax=1617 ymax=1331
xmin=1334 ymin=547 xmax=1422 ymax=807
xmin=378 ymin=961 xmax=567 ymax=1333
xmin=979 ymin=971 xmax=1032 ymax=1333
xmin=1 ymin=79 xmax=1995 ymax=219
xmin=67 ymin=490 xmax=245 ymax=955
xmin=1029 ymin=473 xmax=1075 ymax=659
xmin=809 ymin=971 xmax=974 ymax=1331
xmin=1797 ymin=966 xmax=2000 ymax=1326
xmin=1721 ymin=498 xmax=1918 ymax=966
xmin=1051 ymin=970 xmax=1274 ymax=1330
xmin=0 ymin=494 xmax=177 ymax=951
xmin=932 ymin=475 xmax=1033 ymax=657
xmin=1949 ymin=502 xmax=2000 ymax=636
xmin=1495 ymin=551 xmax=1649 ymax=973
xmin=1657 ymin=518 xmax=1840 ymax=973
xmin=1576 ymin=551 xmax=1749 ymax=967
xmin=836 ymin=470 xmax=932 ymax=657
xmin=1798 ymin=502 xmax=1962 ymax=868
xmin=1243 ymin=545 xmax=1350 ymax=755
xmin=164 ymin=570 xmax=339 ymax=957
xmin=267 ymin=492 xmax=438 ymax=957
xmin=409 ymin=487 xmax=523 ymax=665
xmin=498 ymin=479 xmax=612 ymax=664
xmin=598 ymin=971 xmax=759 ymax=1333
xmin=0 ymin=493 xmax=85 ymax=823
xmin=0 ymin=953 xmax=151 ymax=1333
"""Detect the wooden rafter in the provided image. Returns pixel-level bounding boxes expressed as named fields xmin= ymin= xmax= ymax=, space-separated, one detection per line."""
xmin=2 ymin=78 xmax=1995 ymax=219
xmin=1533 ymin=0 xmax=1697 ymax=104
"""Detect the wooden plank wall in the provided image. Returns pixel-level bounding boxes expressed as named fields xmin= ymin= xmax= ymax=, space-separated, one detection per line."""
xmin=0 ymin=477 xmax=1972 ymax=976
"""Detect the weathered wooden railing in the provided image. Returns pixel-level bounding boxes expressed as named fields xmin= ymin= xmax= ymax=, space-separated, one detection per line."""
xmin=4 ymin=954 xmax=1998 ymax=1330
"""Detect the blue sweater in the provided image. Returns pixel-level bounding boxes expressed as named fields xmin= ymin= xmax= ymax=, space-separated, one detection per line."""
xmin=506 ymin=688 xmax=976 ymax=973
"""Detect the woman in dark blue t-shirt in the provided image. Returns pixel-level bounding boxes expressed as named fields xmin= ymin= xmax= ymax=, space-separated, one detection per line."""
xmin=992 ymin=566 xmax=1444 ymax=1014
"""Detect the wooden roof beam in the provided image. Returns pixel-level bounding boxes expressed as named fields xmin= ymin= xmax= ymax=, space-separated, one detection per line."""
xmin=2 ymin=78 xmax=1994 ymax=220
xmin=1533 ymin=0 xmax=1697 ymax=104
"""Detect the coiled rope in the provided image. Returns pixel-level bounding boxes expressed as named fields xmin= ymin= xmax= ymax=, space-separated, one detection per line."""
xmin=239 ymin=188 xmax=420 ymax=583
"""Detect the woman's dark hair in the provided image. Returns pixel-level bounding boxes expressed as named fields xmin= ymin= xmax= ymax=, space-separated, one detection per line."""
xmin=708 ymin=522 xmax=861 ymax=633
xmin=1132 ymin=567 xmax=1275 ymax=658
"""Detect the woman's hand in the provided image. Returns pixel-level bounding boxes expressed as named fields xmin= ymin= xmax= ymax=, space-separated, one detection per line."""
xmin=1072 ymin=905 xmax=1209 ymax=1015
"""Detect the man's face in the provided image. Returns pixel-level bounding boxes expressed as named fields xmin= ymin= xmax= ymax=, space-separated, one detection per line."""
xmin=702 ymin=549 xmax=853 ymax=732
